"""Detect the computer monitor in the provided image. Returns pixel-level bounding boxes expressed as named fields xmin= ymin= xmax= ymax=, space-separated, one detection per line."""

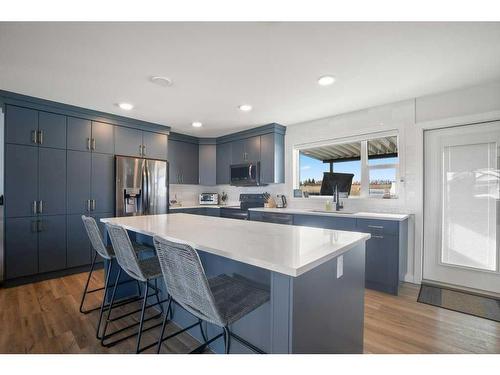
xmin=320 ymin=172 xmax=354 ymax=197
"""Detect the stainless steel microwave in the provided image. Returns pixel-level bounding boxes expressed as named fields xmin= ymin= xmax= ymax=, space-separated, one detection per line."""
xmin=230 ymin=162 xmax=262 ymax=186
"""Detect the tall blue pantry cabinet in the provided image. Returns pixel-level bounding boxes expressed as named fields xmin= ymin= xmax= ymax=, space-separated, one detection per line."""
xmin=1 ymin=91 xmax=170 ymax=284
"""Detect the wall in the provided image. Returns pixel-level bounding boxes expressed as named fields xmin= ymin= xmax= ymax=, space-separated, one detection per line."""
xmin=170 ymin=79 xmax=500 ymax=284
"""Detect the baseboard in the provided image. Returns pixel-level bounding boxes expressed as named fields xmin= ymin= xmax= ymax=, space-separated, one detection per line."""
xmin=0 ymin=263 xmax=103 ymax=288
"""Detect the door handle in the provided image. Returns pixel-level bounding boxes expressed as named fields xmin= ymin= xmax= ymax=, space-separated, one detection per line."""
xmin=31 ymin=130 xmax=38 ymax=144
xmin=139 ymin=145 xmax=143 ymax=156
xmin=32 ymin=200 xmax=37 ymax=215
xmin=37 ymin=130 xmax=43 ymax=145
xmin=142 ymin=145 xmax=146 ymax=156
xmin=91 ymin=138 xmax=96 ymax=150
xmin=87 ymin=138 xmax=91 ymax=150
xmin=37 ymin=220 xmax=43 ymax=232
xmin=31 ymin=220 xmax=38 ymax=233
xmin=91 ymin=199 xmax=96 ymax=211
xmin=38 ymin=200 xmax=43 ymax=214
xmin=86 ymin=199 xmax=91 ymax=212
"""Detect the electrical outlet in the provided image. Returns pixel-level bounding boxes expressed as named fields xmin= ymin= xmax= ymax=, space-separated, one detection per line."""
xmin=337 ymin=255 xmax=343 ymax=279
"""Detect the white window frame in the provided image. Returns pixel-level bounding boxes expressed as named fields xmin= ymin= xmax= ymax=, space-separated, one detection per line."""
xmin=294 ymin=130 xmax=400 ymax=199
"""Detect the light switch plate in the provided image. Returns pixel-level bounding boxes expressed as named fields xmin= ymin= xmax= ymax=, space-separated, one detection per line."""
xmin=337 ymin=255 xmax=343 ymax=279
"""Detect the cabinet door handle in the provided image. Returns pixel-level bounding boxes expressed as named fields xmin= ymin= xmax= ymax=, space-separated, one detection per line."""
xmin=32 ymin=200 xmax=37 ymax=215
xmin=86 ymin=199 xmax=91 ymax=212
xmin=142 ymin=145 xmax=146 ymax=156
xmin=38 ymin=130 xmax=44 ymax=145
xmin=31 ymin=220 xmax=38 ymax=233
xmin=38 ymin=200 xmax=43 ymax=214
xmin=91 ymin=138 xmax=96 ymax=150
xmin=32 ymin=130 xmax=38 ymax=144
xmin=139 ymin=145 xmax=143 ymax=156
xmin=87 ymin=138 xmax=91 ymax=150
xmin=37 ymin=220 xmax=43 ymax=232
xmin=91 ymin=199 xmax=96 ymax=211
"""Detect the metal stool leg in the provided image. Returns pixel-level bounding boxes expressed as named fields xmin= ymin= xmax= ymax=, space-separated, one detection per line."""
xmin=96 ymin=260 xmax=113 ymax=339
xmin=223 ymin=326 xmax=231 ymax=354
xmin=79 ymin=251 xmax=98 ymax=313
xmin=101 ymin=268 xmax=121 ymax=346
xmin=135 ymin=282 xmax=149 ymax=354
xmin=156 ymin=298 xmax=172 ymax=354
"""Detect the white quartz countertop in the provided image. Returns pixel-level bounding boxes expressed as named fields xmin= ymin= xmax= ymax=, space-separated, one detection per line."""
xmin=169 ymin=205 xmax=224 ymax=210
xmin=101 ymin=214 xmax=370 ymax=277
xmin=248 ymin=207 xmax=409 ymax=221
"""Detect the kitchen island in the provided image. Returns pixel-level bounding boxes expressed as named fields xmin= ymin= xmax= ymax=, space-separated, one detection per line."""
xmin=101 ymin=213 xmax=370 ymax=354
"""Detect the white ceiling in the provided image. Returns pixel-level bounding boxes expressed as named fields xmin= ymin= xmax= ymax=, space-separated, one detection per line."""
xmin=1 ymin=22 xmax=499 ymax=137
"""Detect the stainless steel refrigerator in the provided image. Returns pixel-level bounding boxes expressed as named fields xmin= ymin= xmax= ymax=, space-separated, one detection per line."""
xmin=115 ymin=156 xmax=169 ymax=217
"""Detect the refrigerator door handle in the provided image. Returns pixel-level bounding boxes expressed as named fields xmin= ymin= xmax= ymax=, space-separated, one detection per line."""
xmin=141 ymin=161 xmax=147 ymax=214
xmin=146 ymin=162 xmax=151 ymax=213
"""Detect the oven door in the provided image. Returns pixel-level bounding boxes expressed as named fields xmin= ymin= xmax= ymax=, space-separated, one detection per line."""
xmin=230 ymin=163 xmax=260 ymax=186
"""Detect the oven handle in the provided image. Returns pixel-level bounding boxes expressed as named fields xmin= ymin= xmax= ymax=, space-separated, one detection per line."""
xmin=248 ymin=163 xmax=253 ymax=179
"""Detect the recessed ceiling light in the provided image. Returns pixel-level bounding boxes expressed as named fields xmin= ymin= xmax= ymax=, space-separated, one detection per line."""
xmin=238 ymin=104 xmax=253 ymax=112
xmin=317 ymin=75 xmax=336 ymax=86
xmin=118 ymin=102 xmax=134 ymax=110
xmin=192 ymin=121 xmax=203 ymax=128
xmin=150 ymin=76 xmax=173 ymax=87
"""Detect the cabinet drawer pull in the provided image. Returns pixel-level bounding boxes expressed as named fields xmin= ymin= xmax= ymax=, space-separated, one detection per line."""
xmin=87 ymin=138 xmax=91 ymax=150
xmin=37 ymin=130 xmax=43 ymax=145
xmin=31 ymin=130 xmax=38 ymax=144
xmin=91 ymin=138 xmax=96 ymax=150
xmin=367 ymin=225 xmax=384 ymax=229
xmin=372 ymin=235 xmax=384 ymax=239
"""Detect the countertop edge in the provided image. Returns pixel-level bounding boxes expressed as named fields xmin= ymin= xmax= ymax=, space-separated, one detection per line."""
xmin=248 ymin=207 xmax=409 ymax=221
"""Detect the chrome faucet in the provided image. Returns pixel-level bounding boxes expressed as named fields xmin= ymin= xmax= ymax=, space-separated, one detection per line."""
xmin=333 ymin=185 xmax=344 ymax=211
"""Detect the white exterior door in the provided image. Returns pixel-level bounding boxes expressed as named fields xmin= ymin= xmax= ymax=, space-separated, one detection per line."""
xmin=423 ymin=122 xmax=500 ymax=294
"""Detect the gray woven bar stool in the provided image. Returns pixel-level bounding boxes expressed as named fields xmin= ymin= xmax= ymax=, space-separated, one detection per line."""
xmin=80 ymin=215 xmax=154 ymax=339
xmin=103 ymin=223 xmax=169 ymax=353
xmin=153 ymin=235 xmax=270 ymax=354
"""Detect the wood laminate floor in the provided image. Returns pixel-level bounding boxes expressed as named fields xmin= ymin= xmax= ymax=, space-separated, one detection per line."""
xmin=1 ymin=271 xmax=499 ymax=354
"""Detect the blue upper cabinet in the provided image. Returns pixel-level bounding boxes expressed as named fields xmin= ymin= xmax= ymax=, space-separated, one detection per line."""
xmin=115 ymin=126 xmax=143 ymax=157
xmin=216 ymin=141 xmax=232 ymax=184
xmin=5 ymin=105 xmax=39 ymax=146
xmin=260 ymin=132 xmax=284 ymax=184
xmin=38 ymin=111 xmax=67 ymax=149
xmin=67 ymin=118 xmax=114 ymax=154
xmin=91 ymin=121 xmax=114 ymax=154
xmin=67 ymin=116 xmax=92 ymax=152
xmin=38 ymin=148 xmax=67 ymax=216
xmin=231 ymin=136 xmax=261 ymax=164
xmin=5 ymin=144 xmax=39 ymax=218
xmin=143 ymin=131 xmax=167 ymax=160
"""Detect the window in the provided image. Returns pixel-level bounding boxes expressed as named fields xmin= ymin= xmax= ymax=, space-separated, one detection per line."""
xmin=297 ymin=133 xmax=399 ymax=199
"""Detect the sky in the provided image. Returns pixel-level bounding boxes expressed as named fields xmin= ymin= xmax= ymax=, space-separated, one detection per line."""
xmin=299 ymin=153 xmax=397 ymax=183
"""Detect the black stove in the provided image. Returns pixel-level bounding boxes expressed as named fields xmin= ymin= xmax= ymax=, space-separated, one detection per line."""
xmin=219 ymin=193 xmax=267 ymax=220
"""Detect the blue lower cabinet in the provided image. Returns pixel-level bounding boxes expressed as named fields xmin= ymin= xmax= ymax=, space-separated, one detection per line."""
xmin=248 ymin=211 xmax=293 ymax=225
xmin=356 ymin=219 xmax=404 ymax=295
xmin=292 ymin=214 xmax=356 ymax=231
xmin=38 ymin=215 xmax=67 ymax=273
xmin=5 ymin=217 xmax=39 ymax=279
xmin=248 ymin=212 xmax=406 ymax=296
xmin=67 ymin=214 xmax=91 ymax=268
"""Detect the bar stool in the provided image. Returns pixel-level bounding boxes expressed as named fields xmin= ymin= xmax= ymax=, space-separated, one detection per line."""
xmin=103 ymin=223 xmax=169 ymax=353
xmin=153 ymin=235 xmax=270 ymax=354
xmin=80 ymin=215 xmax=155 ymax=339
